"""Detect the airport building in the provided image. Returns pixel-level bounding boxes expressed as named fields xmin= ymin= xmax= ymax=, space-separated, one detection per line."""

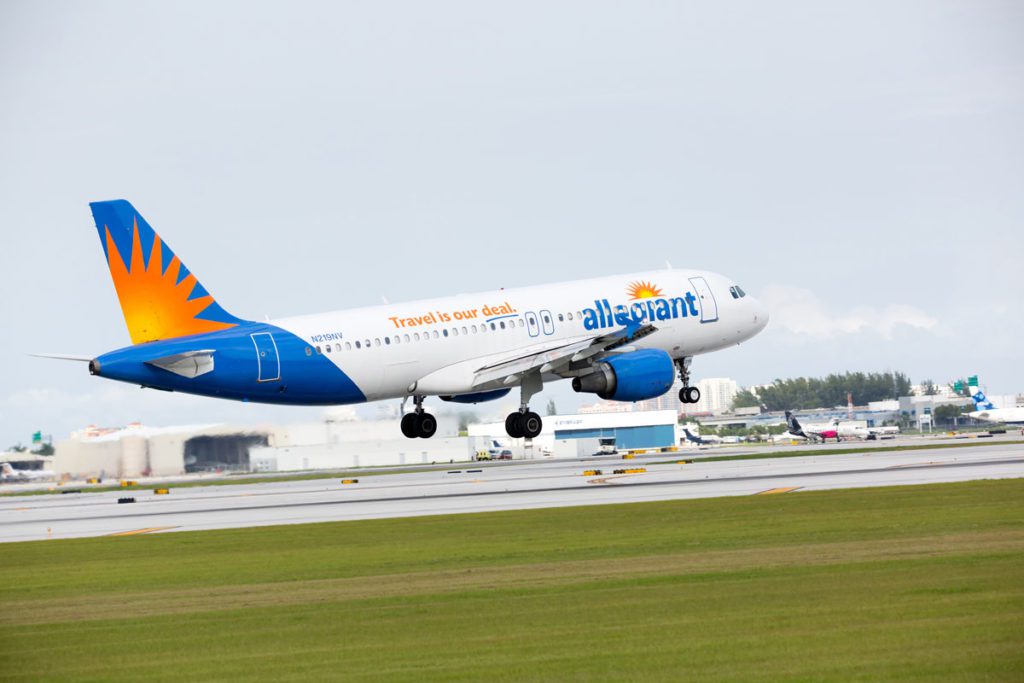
xmin=469 ymin=410 xmax=679 ymax=457
xmin=54 ymin=413 xmax=468 ymax=478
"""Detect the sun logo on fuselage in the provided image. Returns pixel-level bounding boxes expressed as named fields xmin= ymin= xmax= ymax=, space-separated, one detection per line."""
xmin=627 ymin=280 xmax=664 ymax=300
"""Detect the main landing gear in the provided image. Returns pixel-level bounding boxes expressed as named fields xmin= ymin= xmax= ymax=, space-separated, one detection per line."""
xmin=401 ymin=395 xmax=437 ymax=439
xmin=504 ymin=371 xmax=543 ymax=440
xmin=676 ymin=357 xmax=701 ymax=404
xmin=505 ymin=410 xmax=543 ymax=440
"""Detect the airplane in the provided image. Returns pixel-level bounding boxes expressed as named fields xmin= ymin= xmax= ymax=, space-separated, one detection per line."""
xmin=784 ymin=411 xmax=841 ymax=443
xmin=682 ymin=428 xmax=720 ymax=446
xmin=967 ymin=383 xmax=1024 ymax=425
xmin=43 ymin=200 xmax=769 ymax=440
xmin=1 ymin=462 xmax=55 ymax=482
xmin=834 ymin=422 xmax=900 ymax=441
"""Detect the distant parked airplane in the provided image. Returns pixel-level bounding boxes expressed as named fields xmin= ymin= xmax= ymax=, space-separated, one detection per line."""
xmin=784 ymin=411 xmax=841 ymax=443
xmin=43 ymin=200 xmax=769 ymax=440
xmin=0 ymin=462 xmax=54 ymax=482
xmin=967 ymin=381 xmax=1024 ymax=425
xmin=682 ymin=428 xmax=719 ymax=446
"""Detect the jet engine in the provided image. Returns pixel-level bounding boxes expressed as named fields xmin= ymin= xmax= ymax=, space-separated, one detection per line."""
xmin=572 ymin=349 xmax=675 ymax=402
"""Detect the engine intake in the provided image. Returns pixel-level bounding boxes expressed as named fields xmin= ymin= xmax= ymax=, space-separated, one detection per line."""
xmin=572 ymin=349 xmax=675 ymax=402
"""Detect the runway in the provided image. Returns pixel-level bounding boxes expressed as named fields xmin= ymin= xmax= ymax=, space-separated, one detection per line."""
xmin=2 ymin=439 xmax=1022 ymax=543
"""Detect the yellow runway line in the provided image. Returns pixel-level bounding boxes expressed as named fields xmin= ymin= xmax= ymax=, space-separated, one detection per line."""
xmin=108 ymin=526 xmax=178 ymax=537
xmin=757 ymin=487 xmax=802 ymax=495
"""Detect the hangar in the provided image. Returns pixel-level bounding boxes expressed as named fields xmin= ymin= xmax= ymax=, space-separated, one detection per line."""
xmin=468 ymin=410 xmax=679 ymax=457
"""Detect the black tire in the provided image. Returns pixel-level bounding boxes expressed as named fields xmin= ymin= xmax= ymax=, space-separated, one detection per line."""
xmin=401 ymin=413 xmax=420 ymax=438
xmin=685 ymin=386 xmax=701 ymax=404
xmin=678 ymin=388 xmax=688 ymax=403
xmin=418 ymin=413 xmax=438 ymax=439
xmin=505 ymin=412 xmax=524 ymax=438
xmin=522 ymin=412 xmax=543 ymax=439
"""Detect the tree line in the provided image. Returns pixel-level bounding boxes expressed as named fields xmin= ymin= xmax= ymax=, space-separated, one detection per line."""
xmin=732 ymin=371 xmax=913 ymax=411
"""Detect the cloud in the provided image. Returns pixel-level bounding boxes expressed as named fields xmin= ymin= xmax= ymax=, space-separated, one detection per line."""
xmin=761 ymin=285 xmax=938 ymax=340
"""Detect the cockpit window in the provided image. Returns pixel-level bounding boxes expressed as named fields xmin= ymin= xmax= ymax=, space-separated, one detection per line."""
xmin=729 ymin=286 xmax=739 ymax=299
xmin=736 ymin=286 xmax=747 ymax=297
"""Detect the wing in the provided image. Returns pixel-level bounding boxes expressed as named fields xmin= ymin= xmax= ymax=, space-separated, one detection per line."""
xmin=470 ymin=320 xmax=657 ymax=389
xmin=412 ymin=321 xmax=658 ymax=395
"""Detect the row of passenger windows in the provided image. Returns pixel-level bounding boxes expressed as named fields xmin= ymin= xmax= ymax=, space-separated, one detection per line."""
xmin=306 ymin=310 xmax=585 ymax=355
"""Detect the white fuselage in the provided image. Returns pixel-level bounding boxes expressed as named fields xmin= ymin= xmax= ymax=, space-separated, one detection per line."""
xmin=969 ymin=407 xmax=1024 ymax=425
xmin=271 ymin=269 xmax=768 ymax=401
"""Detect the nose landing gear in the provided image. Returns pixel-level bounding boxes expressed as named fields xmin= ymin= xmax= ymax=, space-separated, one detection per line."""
xmin=401 ymin=395 xmax=437 ymax=439
xmin=675 ymin=357 xmax=701 ymax=404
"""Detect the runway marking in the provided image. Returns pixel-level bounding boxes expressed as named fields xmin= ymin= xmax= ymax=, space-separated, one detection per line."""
xmin=758 ymin=487 xmax=802 ymax=495
xmin=108 ymin=526 xmax=178 ymax=537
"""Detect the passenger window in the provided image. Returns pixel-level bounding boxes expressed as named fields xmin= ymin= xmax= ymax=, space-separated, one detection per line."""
xmin=354 ymin=341 xmax=360 ymax=349
xmin=305 ymin=347 xmax=312 ymax=356
xmin=471 ymin=325 xmax=477 ymax=333
xmin=443 ymin=329 xmax=449 ymax=337
xmin=384 ymin=337 xmax=391 ymax=345
xmin=364 ymin=339 xmax=370 ymax=348
xmin=414 ymin=332 xmax=420 ymax=341
xmin=315 ymin=345 xmax=322 ymax=354
xmin=500 ymin=321 xmax=506 ymax=329
xmin=490 ymin=323 xmax=496 ymax=331
xmin=518 ymin=319 xmax=524 ymax=327
xmin=325 ymin=344 xmax=331 ymax=353
xmin=558 ymin=314 xmax=564 ymax=322
xmin=433 ymin=330 xmax=439 ymax=339
xmin=567 ymin=312 xmax=573 ymax=321
xmin=345 ymin=342 xmax=352 ymax=350
xmin=543 ymin=314 xmax=550 ymax=324
xmin=374 ymin=338 xmax=381 ymax=347
xmin=462 ymin=326 xmax=468 ymax=334
xmin=452 ymin=328 xmax=458 ymax=337
xmin=403 ymin=334 xmax=410 ymax=343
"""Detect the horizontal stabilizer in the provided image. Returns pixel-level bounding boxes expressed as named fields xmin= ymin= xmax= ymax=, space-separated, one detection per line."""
xmin=145 ymin=350 xmax=216 ymax=378
xmin=29 ymin=352 xmax=93 ymax=362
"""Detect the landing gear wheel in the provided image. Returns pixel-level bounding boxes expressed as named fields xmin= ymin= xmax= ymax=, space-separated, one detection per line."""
xmin=522 ymin=412 xmax=543 ymax=439
xmin=400 ymin=413 xmax=420 ymax=438
xmin=679 ymin=386 xmax=700 ymax=404
xmin=417 ymin=413 xmax=437 ymax=439
xmin=505 ymin=413 xmax=524 ymax=439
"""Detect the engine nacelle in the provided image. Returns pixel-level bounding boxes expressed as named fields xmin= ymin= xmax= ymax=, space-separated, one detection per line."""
xmin=571 ymin=349 xmax=675 ymax=402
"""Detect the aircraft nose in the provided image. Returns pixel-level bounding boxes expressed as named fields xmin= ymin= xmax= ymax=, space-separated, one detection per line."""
xmin=751 ymin=297 xmax=769 ymax=331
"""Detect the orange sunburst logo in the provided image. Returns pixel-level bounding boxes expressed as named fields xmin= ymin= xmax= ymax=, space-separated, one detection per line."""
xmin=103 ymin=218 xmax=236 ymax=344
xmin=627 ymin=280 xmax=664 ymax=300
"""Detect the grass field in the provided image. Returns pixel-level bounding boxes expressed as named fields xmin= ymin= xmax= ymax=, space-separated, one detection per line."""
xmin=2 ymin=479 xmax=1023 ymax=681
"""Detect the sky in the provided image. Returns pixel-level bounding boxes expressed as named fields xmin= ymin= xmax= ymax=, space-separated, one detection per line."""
xmin=1 ymin=1 xmax=1022 ymax=447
